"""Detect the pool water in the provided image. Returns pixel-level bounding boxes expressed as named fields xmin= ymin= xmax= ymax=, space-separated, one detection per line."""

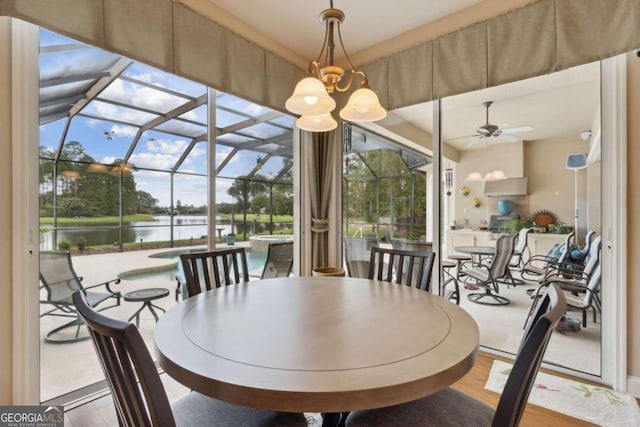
xmin=122 ymin=248 xmax=267 ymax=281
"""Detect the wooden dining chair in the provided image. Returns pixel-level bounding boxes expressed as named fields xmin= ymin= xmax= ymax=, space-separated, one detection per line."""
xmin=180 ymin=247 xmax=249 ymax=297
xmin=345 ymin=284 xmax=566 ymax=427
xmin=368 ymin=246 xmax=435 ymax=292
xmin=72 ymin=291 xmax=306 ymax=427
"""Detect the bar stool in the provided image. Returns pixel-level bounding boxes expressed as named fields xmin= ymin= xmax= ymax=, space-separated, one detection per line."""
xmin=441 ymin=260 xmax=460 ymax=305
xmin=448 ymin=254 xmax=475 ymax=290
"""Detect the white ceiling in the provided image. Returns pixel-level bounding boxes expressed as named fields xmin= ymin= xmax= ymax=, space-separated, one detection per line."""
xmin=384 ymin=63 xmax=601 ymax=151
xmin=206 ymin=0 xmax=482 ymax=59
xmin=205 ymin=0 xmax=601 ymax=153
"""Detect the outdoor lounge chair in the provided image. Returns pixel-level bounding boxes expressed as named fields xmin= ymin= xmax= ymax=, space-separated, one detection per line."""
xmin=521 ymin=231 xmax=575 ymax=282
xmin=462 ymin=234 xmax=516 ymax=306
xmin=261 ymin=241 xmax=294 ymax=279
xmin=39 ymin=250 xmax=121 ymax=344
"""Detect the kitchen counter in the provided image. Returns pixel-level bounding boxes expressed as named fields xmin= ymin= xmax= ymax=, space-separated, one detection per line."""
xmin=445 ymin=229 xmax=569 ymax=258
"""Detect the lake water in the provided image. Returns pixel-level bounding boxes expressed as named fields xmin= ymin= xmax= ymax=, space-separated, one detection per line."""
xmin=40 ymin=215 xmax=291 ymax=250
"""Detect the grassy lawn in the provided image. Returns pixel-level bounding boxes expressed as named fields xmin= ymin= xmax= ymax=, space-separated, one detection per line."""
xmin=217 ymin=213 xmax=293 ymax=222
xmin=40 ymin=214 xmax=154 ymax=225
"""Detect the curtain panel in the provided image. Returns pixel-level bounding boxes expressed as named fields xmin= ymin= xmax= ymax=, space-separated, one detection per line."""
xmin=308 ymin=131 xmax=335 ymax=269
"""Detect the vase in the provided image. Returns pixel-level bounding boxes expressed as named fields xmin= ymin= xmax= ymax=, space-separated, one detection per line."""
xmin=497 ymin=199 xmax=515 ymax=216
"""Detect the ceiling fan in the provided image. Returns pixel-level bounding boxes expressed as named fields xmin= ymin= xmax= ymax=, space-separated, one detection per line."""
xmin=450 ymin=101 xmax=533 ymax=145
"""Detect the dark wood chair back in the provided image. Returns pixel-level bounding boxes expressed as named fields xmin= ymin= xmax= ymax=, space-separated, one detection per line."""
xmin=368 ymin=246 xmax=435 ymax=291
xmin=180 ymin=248 xmax=249 ymax=297
xmin=72 ymin=291 xmax=176 ymax=427
xmin=493 ymin=284 xmax=566 ymax=427
xmin=261 ymin=242 xmax=294 ymax=279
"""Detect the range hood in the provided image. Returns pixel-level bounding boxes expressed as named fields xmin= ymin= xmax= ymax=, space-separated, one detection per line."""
xmin=484 ymin=177 xmax=528 ymax=197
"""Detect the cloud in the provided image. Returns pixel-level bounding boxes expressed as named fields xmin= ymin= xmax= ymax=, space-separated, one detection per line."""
xmin=102 ymin=156 xmax=117 ymax=164
xmin=110 ymin=124 xmax=138 ymax=137
xmin=145 ymin=138 xmax=189 ymax=155
xmin=130 ymin=152 xmax=177 ymax=170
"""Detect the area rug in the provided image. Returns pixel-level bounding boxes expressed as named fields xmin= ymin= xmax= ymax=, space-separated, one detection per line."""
xmin=486 ymin=360 xmax=640 ymax=426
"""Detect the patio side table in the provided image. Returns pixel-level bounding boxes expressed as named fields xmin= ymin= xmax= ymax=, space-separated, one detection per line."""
xmin=124 ymin=288 xmax=169 ymax=327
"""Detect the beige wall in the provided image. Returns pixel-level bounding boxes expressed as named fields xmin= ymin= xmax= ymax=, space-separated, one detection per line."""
xmin=0 ymin=16 xmax=13 ymax=404
xmin=454 ymin=142 xmax=523 ymax=228
xmin=524 ymin=137 xmax=592 ymax=235
xmin=627 ymin=52 xmax=640 ymax=376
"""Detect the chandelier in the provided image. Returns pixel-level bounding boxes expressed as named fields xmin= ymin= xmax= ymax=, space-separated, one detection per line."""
xmin=285 ymin=1 xmax=387 ymax=132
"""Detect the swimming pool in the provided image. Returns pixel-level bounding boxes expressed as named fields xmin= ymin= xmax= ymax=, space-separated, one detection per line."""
xmin=120 ymin=248 xmax=267 ymax=281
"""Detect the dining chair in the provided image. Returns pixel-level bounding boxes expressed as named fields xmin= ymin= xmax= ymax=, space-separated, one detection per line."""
xmin=260 ymin=241 xmax=294 ymax=279
xmin=344 ymin=284 xmax=566 ymax=427
xmin=39 ymin=250 xmax=121 ymax=343
xmin=462 ymin=234 xmax=516 ymax=306
xmin=368 ymin=246 xmax=435 ymax=292
xmin=72 ymin=291 xmax=306 ymax=427
xmin=180 ymin=247 xmax=249 ymax=297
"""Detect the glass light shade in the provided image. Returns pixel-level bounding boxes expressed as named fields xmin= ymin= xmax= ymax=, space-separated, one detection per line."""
xmin=339 ymin=87 xmax=387 ymax=122
xmin=485 ymin=170 xmax=507 ymax=181
xmin=285 ymin=77 xmax=336 ymax=115
xmin=465 ymin=172 xmax=484 ymax=182
xmin=296 ymin=112 xmax=337 ymax=132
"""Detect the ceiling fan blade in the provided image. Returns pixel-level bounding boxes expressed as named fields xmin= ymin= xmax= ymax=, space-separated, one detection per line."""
xmin=446 ymin=134 xmax=477 ymax=142
xmin=496 ymin=134 xmax=522 ymax=143
xmin=501 ymin=125 xmax=533 ymax=134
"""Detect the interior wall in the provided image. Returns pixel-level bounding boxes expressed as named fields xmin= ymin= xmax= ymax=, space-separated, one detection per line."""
xmin=626 ymin=52 xmax=640 ymax=378
xmin=524 ymin=137 xmax=590 ymax=233
xmin=0 ymin=16 xmax=13 ymax=404
xmin=454 ymin=142 xmax=523 ymax=228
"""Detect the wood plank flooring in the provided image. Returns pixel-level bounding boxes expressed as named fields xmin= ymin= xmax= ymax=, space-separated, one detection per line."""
xmin=64 ymin=352 xmax=601 ymax=426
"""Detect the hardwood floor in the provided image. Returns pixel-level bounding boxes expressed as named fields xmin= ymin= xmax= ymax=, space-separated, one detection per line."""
xmin=64 ymin=352 xmax=600 ymax=426
xmin=450 ymin=353 xmax=597 ymax=427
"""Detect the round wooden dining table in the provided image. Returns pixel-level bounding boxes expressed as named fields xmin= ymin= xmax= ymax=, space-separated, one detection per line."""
xmin=154 ymin=276 xmax=479 ymax=414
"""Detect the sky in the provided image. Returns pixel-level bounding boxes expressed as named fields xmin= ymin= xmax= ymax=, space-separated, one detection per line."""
xmin=39 ymin=29 xmax=293 ymax=207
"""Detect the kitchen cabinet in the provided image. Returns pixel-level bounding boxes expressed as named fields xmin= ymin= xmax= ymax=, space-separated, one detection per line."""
xmin=445 ymin=230 xmax=568 ymax=259
xmin=446 ymin=230 xmax=495 ymax=256
xmin=527 ymin=233 xmax=569 ymax=259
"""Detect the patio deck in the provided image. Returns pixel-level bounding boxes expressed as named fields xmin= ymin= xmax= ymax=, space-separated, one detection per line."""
xmin=40 ymin=244 xmax=254 ymax=402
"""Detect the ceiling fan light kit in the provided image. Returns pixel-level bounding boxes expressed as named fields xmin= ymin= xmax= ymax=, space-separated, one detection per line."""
xmin=285 ymin=0 xmax=387 ymax=132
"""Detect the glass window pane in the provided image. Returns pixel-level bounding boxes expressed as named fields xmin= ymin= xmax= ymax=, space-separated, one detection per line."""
xmin=122 ymin=63 xmax=207 ymax=98
xmin=217 ymin=93 xmax=270 ymax=116
xmin=241 ymin=122 xmax=288 ymax=139
xmin=180 ymin=104 xmax=207 ymax=125
xmin=100 ymin=78 xmax=191 ymax=114
xmin=154 ymin=119 xmax=206 ymax=138
xmin=83 ymin=100 xmax=159 ymax=125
